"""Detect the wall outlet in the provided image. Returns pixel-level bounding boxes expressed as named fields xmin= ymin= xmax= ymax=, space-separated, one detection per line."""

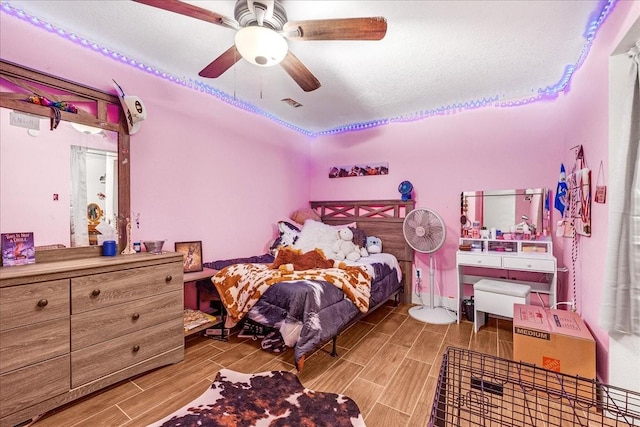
xmin=415 ymin=268 xmax=422 ymax=279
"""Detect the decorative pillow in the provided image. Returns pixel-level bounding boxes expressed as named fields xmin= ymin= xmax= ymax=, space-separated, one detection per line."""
xmin=290 ymin=208 xmax=321 ymax=226
xmin=269 ymin=220 xmax=301 ymax=254
xmin=293 ymin=219 xmax=340 ymax=259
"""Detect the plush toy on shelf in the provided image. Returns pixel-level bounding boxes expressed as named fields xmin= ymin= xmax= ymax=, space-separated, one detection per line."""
xmin=366 ymin=236 xmax=383 ymax=254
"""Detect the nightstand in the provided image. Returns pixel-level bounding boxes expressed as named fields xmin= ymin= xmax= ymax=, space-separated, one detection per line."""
xmin=182 ymin=268 xmax=224 ymax=337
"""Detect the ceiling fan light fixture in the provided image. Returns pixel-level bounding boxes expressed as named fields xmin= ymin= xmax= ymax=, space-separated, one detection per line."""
xmin=235 ymin=26 xmax=287 ymax=67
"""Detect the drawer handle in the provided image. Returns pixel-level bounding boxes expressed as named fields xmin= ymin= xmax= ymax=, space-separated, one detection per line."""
xmin=165 ymin=275 xmax=173 ymax=283
xmin=132 ymin=313 xmax=140 ymax=321
xmin=527 ymin=264 xmax=532 ymax=268
xmin=37 ymin=299 xmax=48 ymax=308
xmin=477 ymin=260 xmax=482 ymax=264
xmin=91 ymin=289 xmax=101 ymax=297
xmin=132 ymin=345 xmax=140 ymax=353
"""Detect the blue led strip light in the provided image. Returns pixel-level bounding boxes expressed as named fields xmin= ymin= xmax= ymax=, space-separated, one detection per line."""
xmin=1 ymin=0 xmax=617 ymax=136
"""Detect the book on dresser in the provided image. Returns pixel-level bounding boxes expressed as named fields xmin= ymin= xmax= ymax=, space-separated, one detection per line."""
xmin=1 ymin=232 xmax=35 ymax=266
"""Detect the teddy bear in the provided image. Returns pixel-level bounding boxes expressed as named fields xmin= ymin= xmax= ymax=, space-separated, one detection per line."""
xmin=366 ymin=236 xmax=383 ymax=254
xmin=331 ymin=227 xmax=364 ymax=262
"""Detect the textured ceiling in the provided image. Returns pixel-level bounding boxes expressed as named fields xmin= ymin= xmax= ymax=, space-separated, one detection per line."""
xmin=1 ymin=0 xmax=614 ymax=135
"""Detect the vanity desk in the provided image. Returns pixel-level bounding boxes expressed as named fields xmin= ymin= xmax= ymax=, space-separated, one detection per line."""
xmin=456 ymin=238 xmax=557 ymax=323
xmin=457 ymin=187 xmax=557 ymax=323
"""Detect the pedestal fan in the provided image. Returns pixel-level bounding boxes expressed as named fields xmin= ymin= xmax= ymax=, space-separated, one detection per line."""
xmin=403 ymin=208 xmax=454 ymax=324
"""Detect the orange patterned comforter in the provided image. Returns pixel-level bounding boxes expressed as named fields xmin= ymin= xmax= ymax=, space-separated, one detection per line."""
xmin=212 ymin=263 xmax=371 ymax=327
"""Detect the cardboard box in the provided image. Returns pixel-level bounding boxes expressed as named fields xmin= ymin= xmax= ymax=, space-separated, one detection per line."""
xmin=513 ymin=304 xmax=595 ymax=379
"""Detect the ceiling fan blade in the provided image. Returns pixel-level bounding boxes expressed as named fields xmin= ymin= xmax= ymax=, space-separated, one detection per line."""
xmin=280 ymin=51 xmax=321 ymax=92
xmin=199 ymin=45 xmax=242 ymax=78
xmin=133 ymin=0 xmax=239 ymax=30
xmin=283 ymin=17 xmax=387 ymax=41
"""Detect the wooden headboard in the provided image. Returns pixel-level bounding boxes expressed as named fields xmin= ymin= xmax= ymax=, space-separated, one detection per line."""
xmin=310 ymin=200 xmax=415 ymax=303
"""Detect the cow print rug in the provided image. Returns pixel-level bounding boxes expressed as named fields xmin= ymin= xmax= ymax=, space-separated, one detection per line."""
xmin=148 ymin=369 xmax=366 ymax=426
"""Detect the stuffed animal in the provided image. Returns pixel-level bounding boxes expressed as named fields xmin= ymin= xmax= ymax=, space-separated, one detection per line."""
xmin=271 ymin=247 xmax=334 ymax=272
xmin=366 ymin=236 xmax=382 ymax=254
xmin=350 ymin=227 xmax=369 ymax=258
xmin=331 ymin=227 xmax=363 ymax=261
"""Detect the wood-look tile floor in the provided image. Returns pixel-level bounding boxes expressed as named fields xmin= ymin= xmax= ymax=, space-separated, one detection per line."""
xmin=31 ymin=303 xmax=513 ymax=427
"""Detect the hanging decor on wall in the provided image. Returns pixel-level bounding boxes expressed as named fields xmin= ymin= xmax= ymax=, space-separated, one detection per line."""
xmin=569 ymin=146 xmax=591 ymax=237
xmin=26 ymin=95 xmax=78 ymax=130
xmin=594 ymin=161 xmax=607 ymax=204
xmin=112 ymin=80 xmax=147 ymax=135
xmin=329 ymin=162 xmax=389 ymax=178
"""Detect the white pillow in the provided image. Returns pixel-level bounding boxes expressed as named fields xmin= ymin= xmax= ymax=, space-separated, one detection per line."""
xmin=293 ymin=219 xmax=340 ymax=259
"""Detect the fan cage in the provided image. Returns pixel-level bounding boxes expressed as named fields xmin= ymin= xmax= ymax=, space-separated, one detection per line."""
xmin=403 ymin=208 xmax=446 ymax=254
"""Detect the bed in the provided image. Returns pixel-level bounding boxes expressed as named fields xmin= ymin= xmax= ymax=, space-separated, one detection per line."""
xmin=208 ymin=200 xmax=415 ymax=370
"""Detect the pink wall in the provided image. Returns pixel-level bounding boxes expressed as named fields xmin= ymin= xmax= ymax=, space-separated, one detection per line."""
xmin=308 ymin=103 xmax=564 ymax=299
xmin=554 ymin=0 xmax=640 ymax=381
xmin=308 ymin=0 xmax=640 ymax=382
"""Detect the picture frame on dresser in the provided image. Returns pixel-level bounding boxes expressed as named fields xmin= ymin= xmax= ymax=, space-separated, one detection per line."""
xmin=175 ymin=241 xmax=203 ymax=273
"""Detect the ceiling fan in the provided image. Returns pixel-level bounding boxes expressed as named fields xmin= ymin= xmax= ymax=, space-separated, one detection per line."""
xmin=133 ymin=0 xmax=387 ymax=92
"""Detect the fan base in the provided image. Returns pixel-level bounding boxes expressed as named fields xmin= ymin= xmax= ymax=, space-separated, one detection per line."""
xmin=408 ymin=306 xmax=455 ymax=325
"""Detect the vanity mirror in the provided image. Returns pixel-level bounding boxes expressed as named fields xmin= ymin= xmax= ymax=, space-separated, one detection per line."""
xmin=460 ymin=188 xmax=550 ymax=238
xmin=0 ymin=59 xmax=130 ymax=256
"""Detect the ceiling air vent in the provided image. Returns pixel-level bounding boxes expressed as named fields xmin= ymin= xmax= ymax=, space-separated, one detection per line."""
xmin=281 ymin=98 xmax=302 ymax=108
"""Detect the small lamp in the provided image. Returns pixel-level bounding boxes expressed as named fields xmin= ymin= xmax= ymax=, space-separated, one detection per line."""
xmin=235 ymin=26 xmax=288 ymax=67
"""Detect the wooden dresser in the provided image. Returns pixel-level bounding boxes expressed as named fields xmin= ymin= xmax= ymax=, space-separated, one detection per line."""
xmin=0 ymin=252 xmax=185 ymax=427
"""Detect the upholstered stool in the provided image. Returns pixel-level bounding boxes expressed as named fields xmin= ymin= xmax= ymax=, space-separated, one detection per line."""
xmin=473 ymin=279 xmax=531 ymax=332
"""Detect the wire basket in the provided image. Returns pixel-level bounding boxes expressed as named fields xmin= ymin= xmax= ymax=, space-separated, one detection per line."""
xmin=429 ymin=347 xmax=640 ymax=426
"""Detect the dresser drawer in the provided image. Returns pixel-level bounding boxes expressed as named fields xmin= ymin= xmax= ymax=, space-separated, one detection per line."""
xmin=0 ymin=354 xmax=70 ymax=417
xmin=503 ymin=257 xmax=555 ymax=272
xmin=457 ymin=253 xmax=502 ymax=268
xmin=71 ymin=290 xmax=183 ymax=351
xmin=71 ymin=318 xmax=183 ymax=388
xmin=0 ymin=280 xmax=70 ymax=331
xmin=0 ymin=317 xmax=69 ymax=374
xmin=71 ymin=263 xmax=183 ymax=314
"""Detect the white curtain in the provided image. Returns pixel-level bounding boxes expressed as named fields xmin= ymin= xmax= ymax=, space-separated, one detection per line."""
xmin=70 ymin=145 xmax=89 ymax=247
xmin=600 ymin=42 xmax=640 ymax=334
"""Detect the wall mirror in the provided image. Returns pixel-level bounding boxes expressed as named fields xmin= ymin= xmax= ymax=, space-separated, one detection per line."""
xmin=460 ymin=188 xmax=550 ymax=238
xmin=1 ymin=109 xmax=119 ymax=248
xmin=0 ymin=59 xmax=130 ymax=258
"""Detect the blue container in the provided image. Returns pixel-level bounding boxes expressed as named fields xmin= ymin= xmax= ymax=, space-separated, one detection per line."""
xmin=102 ymin=240 xmax=117 ymax=256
